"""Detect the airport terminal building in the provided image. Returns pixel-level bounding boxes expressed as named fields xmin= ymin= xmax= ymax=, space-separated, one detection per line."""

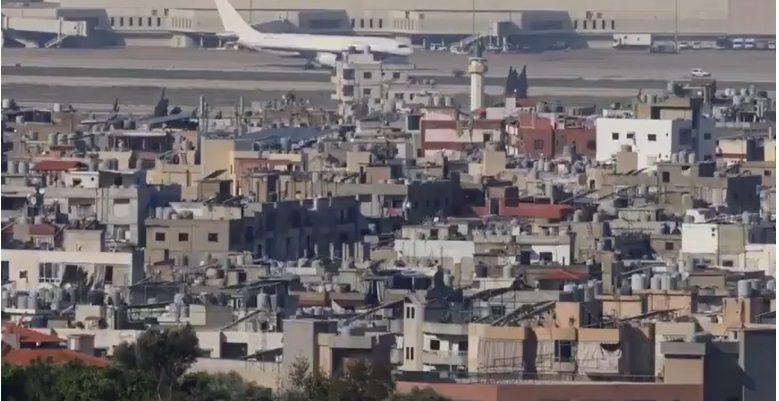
xmin=1 ymin=0 xmax=776 ymax=48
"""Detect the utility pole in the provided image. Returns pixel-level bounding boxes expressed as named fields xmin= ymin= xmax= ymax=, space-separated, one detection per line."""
xmin=471 ymin=0 xmax=476 ymax=36
xmin=673 ymin=0 xmax=679 ymax=52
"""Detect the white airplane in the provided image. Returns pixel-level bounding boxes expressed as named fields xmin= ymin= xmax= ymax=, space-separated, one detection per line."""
xmin=214 ymin=0 xmax=413 ymax=68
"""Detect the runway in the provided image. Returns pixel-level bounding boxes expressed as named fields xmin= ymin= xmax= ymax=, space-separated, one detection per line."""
xmin=2 ymin=47 xmax=774 ymax=109
xmin=3 ymin=47 xmax=775 ymax=83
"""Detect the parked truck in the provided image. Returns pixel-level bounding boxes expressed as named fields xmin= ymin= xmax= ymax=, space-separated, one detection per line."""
xmin=612 ymin=33 xmax=653 ymax=50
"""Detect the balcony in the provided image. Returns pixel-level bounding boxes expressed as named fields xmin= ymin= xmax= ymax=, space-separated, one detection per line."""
xmin=422 ymin=321 xmax=468 ymax=336
xmin=421 ymin=350 xmax=468 ymax=366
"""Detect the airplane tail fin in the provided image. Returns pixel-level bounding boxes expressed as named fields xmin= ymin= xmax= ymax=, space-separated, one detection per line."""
xmin=214 ymin=0 xmax=256 ymax=37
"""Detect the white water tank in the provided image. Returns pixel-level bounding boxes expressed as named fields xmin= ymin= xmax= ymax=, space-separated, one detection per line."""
xmin=737 ymin=280 xmax=751 ymax=298
xmin=630 ymin=274 xmax=644 ymax=292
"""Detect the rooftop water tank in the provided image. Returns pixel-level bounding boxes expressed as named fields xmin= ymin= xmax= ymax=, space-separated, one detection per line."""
xmin=630 ymin=274 xmax=644 ymax=292
xmin=660 ymin=274 xmax=672 ymax=291
xmin=502 ymin=265 xmax=513 ymax=279
xmin=737 ymin=280 xmax=751 ymax=298
xmin=650 ymin=275 xmax=662 ymax=290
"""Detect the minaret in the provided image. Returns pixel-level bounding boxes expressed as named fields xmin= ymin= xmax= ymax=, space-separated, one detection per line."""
xmin=467 ymin=42 xmax=488 ymax=111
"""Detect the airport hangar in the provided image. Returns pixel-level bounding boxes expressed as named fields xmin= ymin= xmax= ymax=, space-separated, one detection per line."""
xmin=1 ymin=0 xmax=775 ymax=49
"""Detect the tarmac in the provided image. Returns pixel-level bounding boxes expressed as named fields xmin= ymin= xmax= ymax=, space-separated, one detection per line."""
xmin=2 ymin=47 xmax=775 ymax=109
xmin=2 ymin=48 xmax=776 ymax=83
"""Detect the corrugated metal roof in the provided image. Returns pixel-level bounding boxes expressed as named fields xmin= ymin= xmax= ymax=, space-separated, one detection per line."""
xmin=31 ymin=160 xmax=85 ymax=171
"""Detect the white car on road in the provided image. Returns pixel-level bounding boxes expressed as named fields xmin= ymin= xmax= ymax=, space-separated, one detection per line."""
xmin=691 ymin=68 xmax=711 ymax=78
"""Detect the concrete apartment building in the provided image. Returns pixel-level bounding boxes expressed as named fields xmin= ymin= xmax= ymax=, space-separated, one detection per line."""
xmin=1 ymin=243 xmax=144 ymax=293
xmin=238 ymin=167 xmax=460 ymax=224
xmin=596 ymin=93 xmax=718 ymax=169
xmin=588 ymin=150 xmax=763 ymax=216
xmin=145 ymin=196 xmax=363 ymax=265
xmin=681 ymin=218 xmax=776 ymax=276
xmin=2 ymin=159 xmax=168 ymax=245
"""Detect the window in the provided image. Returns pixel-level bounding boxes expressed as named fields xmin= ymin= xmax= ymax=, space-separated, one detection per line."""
xmin=648 ymin=134 xmax=657 ymax=141
xmin=178 ymin=233 xmax=189 ymax=242
xmin=1 ymin=261 xmax=8 ymax=282
xmin=573 ymin=20 xmax=578 ymax=29
xmin=405 ymin=346 xmax=415 ymax=360
xmin=662 ymin=171 xmax=670 ymax=183
xmin=119 ymin=17 xmax=124 ymax=26
xmin=378 ymin=19 xmax=383 ymax=28
xmin=363 ymin=71 xmax=372 ymax=79
xmin=137 ymin=17 xmax=143 ymax=26
xmin=626 ymin=132 xmax=635 ymax=139
xmin=38 ymin=262 xmax=60 ymax=283
xmin=587 ymin=140 xmax=596 ymax=150
xmin=665 ymin=242 xmax=675 ymax=250
xmin=157 ymin=17 xmax=162 ymax=26
xmin=363 ymin=88 xmax=372 ymax=96
xmin=611 ymin=19 xmax=615 ymax=29
xmin=764 ymin=170 xmax=772 ymax=177
xmin=601 ymin=19 xmax=606 ymax=29
xmin=350 ymin=18 xmax=355 ymax=28
xmin=129 ymin=17 xmax=133 ymax=26
xmin=458 ymin=341 xmax=468 ymax=351
xmin=534 ymin=139 xmax=544 ymax=149
xmin=722 ymin=260 xmax=734 ymax=267
xmin=369 ymin=19 xmax=373 ymax=28
xmin=148 ymin=17 xmax=152 ymax=26
xmin=104 ymin=266 xmax=114 ymax=284
xmin=539 ymin=252 xmax=553 ymax=262
xmin=360 ymin=18 xmax=364 ymax=28
xmin=555 ymin=340 xmax=575 ymax=362
xmin=611 ymin=132 xmax=619 ymax=140
xmin=429 ymin=339 xmax=440 ymax=351
xmin=155 ymin=232 xmax=166 ymax=242
xmin=110 ymin=17 xmax=115 ymax=26
xmin=582 ymin=20 xmax=588 ymax=29
xmin=703 ymin=132 xmax=711 ymax=140
xmin=394 ymin=93 xmax=404 ymax=100
xmin=208 ymin=233 xmax=219 ymax=242
xmin=392 ymin=72 xmax=401 ymax=79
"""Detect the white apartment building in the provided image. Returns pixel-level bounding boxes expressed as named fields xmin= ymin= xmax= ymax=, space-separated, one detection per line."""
xmin=680 ymin=220 xmax=776 ymax=276
xmin=596 ymin=117 xmax=716 ymax=169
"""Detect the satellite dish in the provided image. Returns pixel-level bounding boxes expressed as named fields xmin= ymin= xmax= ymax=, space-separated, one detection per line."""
xmin=27 ymin=194 xmax=37 ymax=206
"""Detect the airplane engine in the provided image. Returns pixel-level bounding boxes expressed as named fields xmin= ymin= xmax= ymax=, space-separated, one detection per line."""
xmin=314 ymin=52 xmax=338 ymax=67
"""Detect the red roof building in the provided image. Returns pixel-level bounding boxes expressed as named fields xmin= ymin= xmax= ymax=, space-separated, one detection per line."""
xmin=2 ymin=323 xmax=64 ymax=345
xmin=31 ymin=160 xmax=86 ymax=172
xmin=3 ymin=348 xmax=110 ymax=367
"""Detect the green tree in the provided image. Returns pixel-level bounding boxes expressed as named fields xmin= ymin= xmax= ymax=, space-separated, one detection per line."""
xmin=114 ymin=324 xmax=202 ymax=401
xmin=180 ymin=371 xmax=273 ymax=401
xmin=278 ymin=357 xmax=397 ymax=401
xmin=1 ymin=363 xmax=28 ymax=401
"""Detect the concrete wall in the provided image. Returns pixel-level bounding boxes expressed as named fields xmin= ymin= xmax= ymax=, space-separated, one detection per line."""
xmin=2 ymin=249 xmax=143 ymax=291
xmin=739 ymin=328 xmax=776 ymax=401
xmin=56 ymin=0 xmax=777 ymax=37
